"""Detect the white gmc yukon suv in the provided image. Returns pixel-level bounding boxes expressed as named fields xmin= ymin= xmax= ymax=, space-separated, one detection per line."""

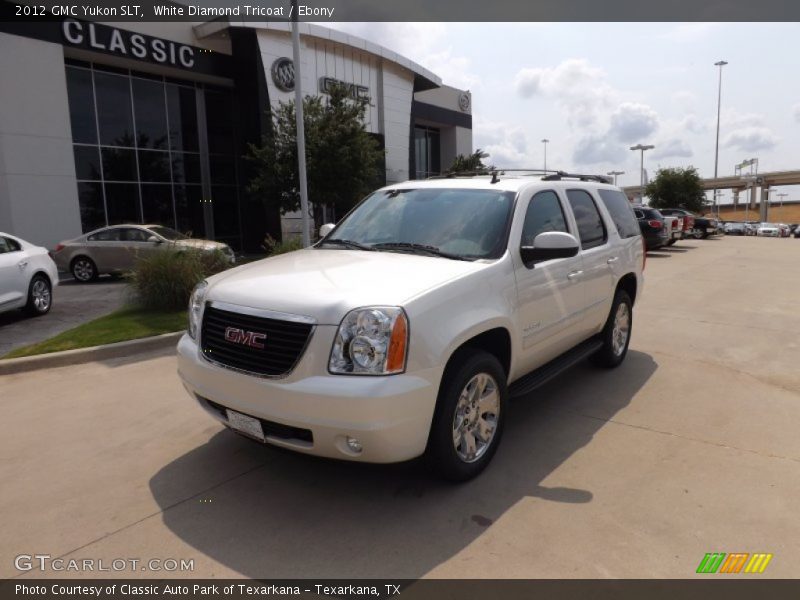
xmin=177 ymin=172 xmax=644 ymax=480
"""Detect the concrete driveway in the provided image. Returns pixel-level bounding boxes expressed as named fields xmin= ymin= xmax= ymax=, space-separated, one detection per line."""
xmin=1 ymin=236 xmax=799 ymax=579
xmin=0 ymin=275 xmax=127 ymax=356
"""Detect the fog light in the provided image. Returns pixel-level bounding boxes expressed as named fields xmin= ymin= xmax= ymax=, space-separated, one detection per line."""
xmin=346 ymin=436 xmax=363 ymax=453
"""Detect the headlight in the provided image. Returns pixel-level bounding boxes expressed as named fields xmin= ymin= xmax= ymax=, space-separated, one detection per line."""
xmin=188 ymin=280 xmax=208 ymax=339
xmin=329 ymin=307 xmax=408 ymax=375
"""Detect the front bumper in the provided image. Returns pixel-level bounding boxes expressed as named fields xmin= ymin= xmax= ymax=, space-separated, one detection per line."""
xmin=176 ymin=333 xmax=442 ymax=463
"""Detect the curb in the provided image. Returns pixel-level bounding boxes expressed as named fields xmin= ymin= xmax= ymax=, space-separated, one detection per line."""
xmin=0 ymin=331 xmax=184 ymax=376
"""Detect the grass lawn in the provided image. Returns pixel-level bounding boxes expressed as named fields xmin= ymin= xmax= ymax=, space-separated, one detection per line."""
xmin=3 ymin=306 xmax=187 ymax=359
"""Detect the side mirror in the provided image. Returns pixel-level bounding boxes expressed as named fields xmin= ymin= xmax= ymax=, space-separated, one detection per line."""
xmin=319 ymin=223 xmax=335 ymax=238
xmin=147 ymin=236 xmax=163 ymax=244
xmin=520 ymin=231 xmax=580 ymax=265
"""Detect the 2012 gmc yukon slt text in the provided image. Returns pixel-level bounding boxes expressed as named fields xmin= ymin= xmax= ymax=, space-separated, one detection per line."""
xmin=177 ymin=173 xmax=644 ymax=480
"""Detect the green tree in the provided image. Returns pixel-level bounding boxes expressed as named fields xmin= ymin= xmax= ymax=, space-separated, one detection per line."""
xmin=247 ymin=83 xmax=385 ymax=232
xmin=645 ymin=167 xmax=707 ymax=213
xmin=448 ymin=149 xmax=492 ymax=173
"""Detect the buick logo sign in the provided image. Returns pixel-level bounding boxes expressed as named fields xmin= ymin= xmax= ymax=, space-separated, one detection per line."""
xmin=458 ymin=92 xmax=471 ymax=112
xmin=271 ymin=57 xmax=295 ymax=92
xmin=224 ymin=327 xmax=267 ymax=349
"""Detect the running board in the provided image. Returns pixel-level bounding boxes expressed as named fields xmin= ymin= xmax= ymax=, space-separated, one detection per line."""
xmin=509 ymin=337 xmax=604 ymax=399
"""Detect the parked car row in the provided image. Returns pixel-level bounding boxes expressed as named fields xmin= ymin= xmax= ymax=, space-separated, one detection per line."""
xmin=0 ymin=224 xmax=235 ymax=320
xmin=722 ymin=221 xmax=798 ymax=237
xmin=632 ymin=205 xmax=722 ymax=250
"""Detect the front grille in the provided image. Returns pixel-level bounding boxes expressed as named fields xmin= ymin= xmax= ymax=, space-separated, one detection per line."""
xmin=201 ymin=305 xmax=314 ymax=377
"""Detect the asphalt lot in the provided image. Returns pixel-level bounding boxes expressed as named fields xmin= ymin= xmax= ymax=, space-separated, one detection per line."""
xmin=1 ymin=236 xmax=799 ymax=579
xmin=0 ymin=275 xmax=127 ymax=356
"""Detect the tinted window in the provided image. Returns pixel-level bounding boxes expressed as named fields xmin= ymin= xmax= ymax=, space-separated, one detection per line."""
xmin=567 ymin=189 xmax=607 ymax=249
xmin=0 ymin=237 xmax=21 ymax=253
xmin=597 ymin=189 xmax=640 ymax=238
xmin=132 ymin=78 xmax=168 ymax=149
xmin=65 ymin=67 xmax=97 ymax=144
xmin=94 ymin=72 xmax=134 ymax=146
xmin=119 ymin=228 xmax=150 ymax=242
xmin=634 ymin=210 xmax=645 ymax=219
xmin=88 ymin=228 xmax=120 ymax=242
xmin=521 ymin=190 xmax=568 ymax=246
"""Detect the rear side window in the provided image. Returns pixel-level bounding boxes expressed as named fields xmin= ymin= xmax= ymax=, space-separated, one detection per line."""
xmin=521 ymin=190 xmax=569 ymax=246
xmin=597 ymin=189 xmax=640 ymax=238
xmin=120 ymin=228 xmax=150 ymax=242
xmin=567 ymin=190 xmax=607 ymax=250
xmin=88 ymin=228 xmax=120 ymax=242
xmin=0 ymin=237 xmax=20 ymax=253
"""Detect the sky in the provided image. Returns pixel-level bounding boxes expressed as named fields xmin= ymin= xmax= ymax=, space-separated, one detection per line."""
xmin=326 ymin=22 xmax=799 ymax=203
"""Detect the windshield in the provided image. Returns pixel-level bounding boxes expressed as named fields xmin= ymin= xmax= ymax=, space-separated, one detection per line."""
xmin=323 ymin=188 xmax=515 ymax=259
xmin=147 ymin=226 xmax=189 ymax=240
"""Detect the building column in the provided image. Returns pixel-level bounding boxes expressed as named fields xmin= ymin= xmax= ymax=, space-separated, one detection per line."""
xmin=759 ymin=186 xmax=770 ymax=222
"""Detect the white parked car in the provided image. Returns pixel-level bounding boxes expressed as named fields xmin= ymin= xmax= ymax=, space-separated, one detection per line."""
xmin=177 ymin=172 xmax=645 ymax=480
xmin=756 ymin=223 xmax=780 ymax=237
xmin=0 ymin=232 xmax=59 ymax=317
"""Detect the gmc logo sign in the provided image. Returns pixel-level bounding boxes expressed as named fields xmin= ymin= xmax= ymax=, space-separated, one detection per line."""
xmin=224 ymin=327 xmax=267 ymax=349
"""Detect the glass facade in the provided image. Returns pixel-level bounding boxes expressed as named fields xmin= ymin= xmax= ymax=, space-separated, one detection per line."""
xmin=64 ymin=61 xmax=243 ymax=249
xmin=414 ymin=126 xmax=441 ymax=179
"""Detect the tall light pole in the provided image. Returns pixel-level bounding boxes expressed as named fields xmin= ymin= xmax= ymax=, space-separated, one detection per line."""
xmin=291 ymin=0 xmax=311 ymax=247
xmin=541 ymin=139 xmax=549 ymax=171
xmin=607 ymin=170 xmax=625 ymax=185
xmin=630 ymin=144 xmax=654 ymax=202
xmin=777 ymin=192 xmax=788 ymax=208
xmin=713 ymin=61 xmax=728 ymax=222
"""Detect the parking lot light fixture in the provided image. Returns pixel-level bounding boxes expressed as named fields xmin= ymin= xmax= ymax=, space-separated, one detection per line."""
xmin=541 ymin=139 xmax=549 ymax=171
xmin=607 ymin=170 xmax=625 ymax=185
xmin=630 ymin=144 xmax=655 ymax=202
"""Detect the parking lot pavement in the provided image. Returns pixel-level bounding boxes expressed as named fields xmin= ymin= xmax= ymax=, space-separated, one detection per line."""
xmin=1 ymin=236 xmax=799 ymax=579
xmin=0 ymin=275 xmax=127 ymax=356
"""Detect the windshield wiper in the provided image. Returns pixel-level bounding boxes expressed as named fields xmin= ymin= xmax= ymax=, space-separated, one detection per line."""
xmin=317 ymin=238 xmax=376 ymax=251
xmin=372 ymin=242 xmax=472 ymax=261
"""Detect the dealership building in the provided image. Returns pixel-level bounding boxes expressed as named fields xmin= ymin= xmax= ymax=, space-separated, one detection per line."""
xmin=0 ymin=15 xmax=473 ymax=251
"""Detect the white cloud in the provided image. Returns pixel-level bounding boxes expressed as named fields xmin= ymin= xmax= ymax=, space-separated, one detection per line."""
xmin=609 ymin=103 xmax=660 ymax=142
xmin=514 ymin=59 xmax=615 ymax=129
xmin=573 ymin=134 xmax=627 ymax=165
xmin=651 ymin=139 xmax=693 ymax=159
xmin=473 ymin=117 xmax=529 ymax=168
xmin=720 ymin=108 xmax=766 ymax=130
xmin=723 ymin=127 xmax=779 ymax=152
xmin=679 ymin=115 xmax=708 ymax=134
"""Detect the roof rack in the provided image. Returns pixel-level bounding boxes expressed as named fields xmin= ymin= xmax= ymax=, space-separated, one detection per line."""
xmin=429 ymin=168 xmax=563 ymax=184
xmin=541 ymin=171 xmax=613 ymax=184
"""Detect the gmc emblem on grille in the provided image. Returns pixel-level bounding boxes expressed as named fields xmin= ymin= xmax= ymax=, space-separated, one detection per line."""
xmin=224 ymin=327 xmax=267 ymax=349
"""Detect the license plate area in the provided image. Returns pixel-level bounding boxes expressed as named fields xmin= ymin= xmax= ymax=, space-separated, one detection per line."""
xmin=226 ymin=409 xmax=265 ymax=442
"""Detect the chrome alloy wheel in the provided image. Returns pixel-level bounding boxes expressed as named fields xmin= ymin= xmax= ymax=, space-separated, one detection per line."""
xmin=31 ymin=279 xmax=51 ymax=312
xmin=452 ymin=372 xmax=500 ymax=463
xmin=73 ymin=259 xmax=94 ymax=281
xmin=611 ymin=302 xmax=630 ymax=356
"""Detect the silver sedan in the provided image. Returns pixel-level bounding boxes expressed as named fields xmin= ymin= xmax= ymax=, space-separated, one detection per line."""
xmin=52 ymin=225 xmax=235 ymax=282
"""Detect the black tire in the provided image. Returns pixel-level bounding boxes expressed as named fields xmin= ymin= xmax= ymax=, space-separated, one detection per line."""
xmin=70 ymin=256 xmax=97 ymax=282
xmin=427 ymin=350 xmax=507 ymax=481
xmin=24 ymin=274 xmax=52 ymax=316
xmin=666 ymin=239 xmax=676 ymax=246
xmin=591 ymin=290 xmax=633 ymax=369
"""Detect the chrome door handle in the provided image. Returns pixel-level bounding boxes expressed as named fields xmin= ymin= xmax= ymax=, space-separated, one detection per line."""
xmin=607 ymin=257 xmax=619 ymax=264
xmin=17 ymin=260 xmax=28 ymax=269
xmin=567 ymin=270 xmax=583 ymax=280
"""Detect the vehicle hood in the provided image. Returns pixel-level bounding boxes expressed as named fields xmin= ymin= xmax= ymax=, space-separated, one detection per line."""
xmin=173 ymin=239 xmax=228 ymax=250
xmin=205 ymin=248 xmax=491 ymax=324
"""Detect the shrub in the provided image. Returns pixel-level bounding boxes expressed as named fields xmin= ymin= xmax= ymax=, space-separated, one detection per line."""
xmin=262 ymin=234 xmax=304 ymax=256
xmin=127 ymin=249 xmax=232 ymax=310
